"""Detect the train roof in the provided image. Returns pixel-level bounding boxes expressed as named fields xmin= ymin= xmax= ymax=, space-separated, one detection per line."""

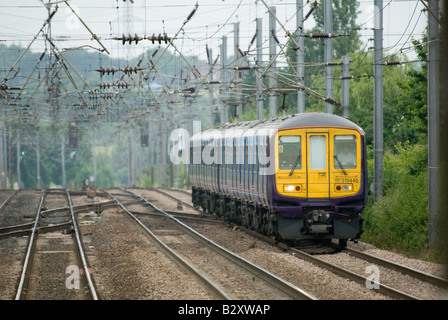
xmin=277 ymin=112 xmax=364 ymax=133
xmin=214 ymin=113 xmax=365 ymax=134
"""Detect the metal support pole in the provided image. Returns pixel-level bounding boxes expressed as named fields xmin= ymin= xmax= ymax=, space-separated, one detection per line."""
xmin=9 ymin=128 xmax=12 ymax=188
xmin=207 ymin=47 xmax=215 ymax=128
xmin=324 ymin=0 xmax=333 ymax=114
xmin=341 ymin=56 xmax=350 ymax=119
xmin=256 ymin=18 xmax=264 ymax=120
xmin=374 ymin=0 xmax=384 ymax=201
xmin=16 ymin=128 xmax=21 ymax=189
xmin=0 ymin=122 xmax=4 ymax=189
xmin=128 ymin=132 xmax=134 ymax=187
xmin=36 ymin=133 xmax=41 ymax=189
xmin=61 ymin=135 xmax=66 ymax=188
xmin=297 ymin=0 xmax=305 ymax=114
xmin=269 ymin=6 xmax=277 ymax=118
xmin=428 ymin=0 xmax=440 ymax=245
xmin=220 ymin=36 xmax=229 ymax=124
xmin=234 ymin=22 xmax=242 ymax=122
xmin=93 ymin=139 xmax=97 ymax=185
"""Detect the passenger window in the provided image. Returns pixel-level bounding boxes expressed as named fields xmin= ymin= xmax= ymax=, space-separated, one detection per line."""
xmin=278 ymin=136 xmax=301 ymax=170
xmin=334 ymin=135 xmax=357 ymax=169
xmin=309 ymin=135 xmax=326 ymax=170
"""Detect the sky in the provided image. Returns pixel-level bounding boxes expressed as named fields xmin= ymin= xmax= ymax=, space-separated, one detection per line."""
xmin=0 ymin=0 xmax=429 ymax=66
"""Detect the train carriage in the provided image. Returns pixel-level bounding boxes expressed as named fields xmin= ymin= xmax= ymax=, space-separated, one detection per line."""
xmin=189 ymin=113 xmax=367 ymax=247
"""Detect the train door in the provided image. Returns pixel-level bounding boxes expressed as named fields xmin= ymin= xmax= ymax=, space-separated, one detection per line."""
xmin=306 ymin=132 xmax=330 ymax=198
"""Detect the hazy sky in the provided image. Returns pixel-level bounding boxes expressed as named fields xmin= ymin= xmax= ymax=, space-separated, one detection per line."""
xmin=0 ymin=0 xmax=428 ymax=63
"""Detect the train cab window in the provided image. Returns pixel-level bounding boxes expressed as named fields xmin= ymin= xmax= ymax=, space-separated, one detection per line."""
xmin=309 ymin=135 xmax=326 ymax=170
xmin=334 ymin=135 xmax=357 ymax=169
xmin=278 ymin=136 xmax=301 ymax=170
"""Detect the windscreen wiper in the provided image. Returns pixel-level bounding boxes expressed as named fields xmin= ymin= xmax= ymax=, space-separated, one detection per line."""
xmin=334 ymin=155 xmax=348 ymax=175
xmin=288 ymin=154 xmax=301 ymax=176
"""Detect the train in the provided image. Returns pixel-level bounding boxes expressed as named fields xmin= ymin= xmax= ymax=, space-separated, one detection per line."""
xmin=188 ymin=112 xmax=367 ymax=248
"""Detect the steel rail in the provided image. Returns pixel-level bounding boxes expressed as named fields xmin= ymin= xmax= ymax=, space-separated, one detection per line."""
xmin=15 ymin=190 xmax=46 ymax=300
xmin=122 ymin=188 xmax=316 ymax=300
xmin=288 ymin=246 xmax=421 ymax=300
xmin=241 ymin=227 xmax=422 ymax=300
xmin=0 ymin=221 xmax=71 ymax=240
xmin=131 ymin=209 xmax=225 ymax=225
xmin=344 ymin=247 xmax=448 ymax=288
xmin=102 ymin=189 xmax=232 ymax=300
xmin=66 ymin=191 xmax=99 ymax=300
xmin=150 ymin=187 xmax=200 ymax=212
xmin=158 ymin=186 xmax=192 ymax=197
xmin=0 ymin=190 xmax=19 ymax=211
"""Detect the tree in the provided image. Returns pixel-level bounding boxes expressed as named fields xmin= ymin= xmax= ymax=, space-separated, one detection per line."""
xmin=276 ymin=0 xmax=362 ymax=115
xmin=310 ymin=0 xmax=362 ymax=59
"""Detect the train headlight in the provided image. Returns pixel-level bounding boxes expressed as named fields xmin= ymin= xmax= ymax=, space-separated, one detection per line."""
xmin=283 ymin=184 xmax=302 ymax=192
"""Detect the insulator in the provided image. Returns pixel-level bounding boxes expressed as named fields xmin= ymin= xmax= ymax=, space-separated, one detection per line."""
xmin=187 ymin=4 xmax=198 ymax=21
xmin=206 ymin=44 xmax=210 ymax=63
xmin=271 ymin=30 xmax=280 ymax=44
xmin=149 ymin=33 xmax=170 ymax=44
xmin=384 ymin=61 xmax=401 ymax=66
xmin=237 ymin=45 xmax=245 ymax=58
xmin=0 ymin=83 xmax=8 ymax=90
xmin=305 ymin=33 xmax=344 ymax=39
xmin=235 ymin=66 xmax=252 ymax=70
xmin=248 ymin=31 xmax=257 ymax=49
xmin=305 ymin=1 xmax=317 ymax=20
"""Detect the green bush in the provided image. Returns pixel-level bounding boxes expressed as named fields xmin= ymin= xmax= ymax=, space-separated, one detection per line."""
xmin=362 ymin=142 xmax=434 ymax=259
xmin=362 ymin=170 xmax=428 ymax=253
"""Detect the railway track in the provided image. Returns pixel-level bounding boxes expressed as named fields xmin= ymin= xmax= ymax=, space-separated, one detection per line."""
xmin=224 ymin=220 xmax=447 ymax=300
xmin=148 ymin=187 xmax=200 ymax=213
xmin=1 ymin=188 xmax=445 ymax=300
xmin=10 ymin=189 xmax=97 ymax=300
xmin=158 ymin=187 xmax=448 ymax=300
xmin=109 ymin=188 xmax=315 ymax=300
xmin=343 ymin=247 xmax=448 ymax=288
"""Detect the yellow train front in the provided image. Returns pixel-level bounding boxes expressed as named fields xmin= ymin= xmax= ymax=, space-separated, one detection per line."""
xmin=189 ymin=113 xmax=367 ymax=247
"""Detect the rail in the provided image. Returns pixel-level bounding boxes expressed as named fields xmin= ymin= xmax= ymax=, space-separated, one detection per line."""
xmin=122 ymin=188 xmax=316 ymax=300
xmin=102 ymin=189 xmax=232 ymax=300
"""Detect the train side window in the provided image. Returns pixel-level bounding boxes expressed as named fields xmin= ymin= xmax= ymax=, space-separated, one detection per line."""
xmin=334 ymin=135 xmax=357 ymax=169
xmin=278 ymin=136 xmax=301 ymax=170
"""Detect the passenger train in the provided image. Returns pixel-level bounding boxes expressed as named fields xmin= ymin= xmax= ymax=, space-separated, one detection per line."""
xmin=188 ymin=113 xmax=367 ymax=247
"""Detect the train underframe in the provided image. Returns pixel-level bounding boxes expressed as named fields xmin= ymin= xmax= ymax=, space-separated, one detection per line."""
xmin=192 ymin=188 xmax=363 ymax=248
